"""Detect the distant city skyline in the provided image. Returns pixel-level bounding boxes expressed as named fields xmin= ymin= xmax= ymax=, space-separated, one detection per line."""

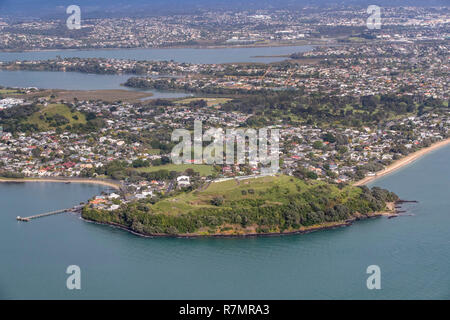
xmin=0 ymin=0 xmax=447 ymax=19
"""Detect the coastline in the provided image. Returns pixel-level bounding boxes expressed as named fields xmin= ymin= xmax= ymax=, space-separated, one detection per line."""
xmin=81 ymin=218 xmax=353 ymax=239
xmin=0 ymin=177 xmax=121 ymax=190
xmin=353 ymin=138 xmax=450 ymax=186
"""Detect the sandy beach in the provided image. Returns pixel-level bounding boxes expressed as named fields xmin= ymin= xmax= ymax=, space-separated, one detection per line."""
xmin=354 ymin=138 xmax=450 ymax=186
xmin=0 ymin=177 xmax=121 ymax=190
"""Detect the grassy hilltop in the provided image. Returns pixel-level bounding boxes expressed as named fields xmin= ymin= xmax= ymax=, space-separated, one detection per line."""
xmin=83 ymin=175 xmax=398 ymax=237
xmin=0 ymin=102 xmax=106 ymax=133
xmin=24 ymin=104 xmax=86 ymax=131
xmin=137 ymin=164 xmax=215 ymax=177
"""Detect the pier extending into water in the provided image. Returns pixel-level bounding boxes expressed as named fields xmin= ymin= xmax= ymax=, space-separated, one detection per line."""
xmin=16 ymin=205 xmax=84 ymax=222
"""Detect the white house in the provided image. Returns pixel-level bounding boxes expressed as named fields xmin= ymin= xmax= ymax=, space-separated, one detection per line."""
xmin=108 ymin=193 xmax=120 ymax=200
xmin=177 ymin=175 xmax=190 ymax=187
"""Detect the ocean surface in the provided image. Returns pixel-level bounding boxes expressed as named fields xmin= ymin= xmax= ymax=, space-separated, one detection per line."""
xmin=0 ymin=46 xmax=312 ymax=64
xmin=1 ymin=144 xmax=449 ymax=299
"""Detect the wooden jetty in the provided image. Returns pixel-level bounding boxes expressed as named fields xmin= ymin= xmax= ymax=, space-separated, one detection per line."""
xmin=16 ymin=205 xmax=84 ymax=222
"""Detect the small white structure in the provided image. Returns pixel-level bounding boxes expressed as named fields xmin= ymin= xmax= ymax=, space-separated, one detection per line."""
xmin=135 ymin=191 xmax=153 ymax=199
xmin=107 ymin=204 xmax=120 ymax=211
xmin=177 ymin=175 xmax=190 ymax=187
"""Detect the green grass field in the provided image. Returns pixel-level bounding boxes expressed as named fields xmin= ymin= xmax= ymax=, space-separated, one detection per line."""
xmin=137 ymin=164 xmax=215 ymax=176
xmin=25 ymin=103 xmax=86 ymax=130
xmin=175 ymin=97 xmax=232 ymax=107
xmin=0 ymin=89 xmax=23 ymax=95
xmin=146 ymin=148 xmax=161 ymax=155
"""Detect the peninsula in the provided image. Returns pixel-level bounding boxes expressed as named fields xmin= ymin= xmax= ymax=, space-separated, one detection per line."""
xmin=82 ymin=175 xmax=399 ymax=237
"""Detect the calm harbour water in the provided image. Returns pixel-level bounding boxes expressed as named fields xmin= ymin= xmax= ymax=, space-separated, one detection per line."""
xmin=0 ymin=46 xmax=312 ymax=64
xmin=0 ymin=70 xmax=194 ymax=99
xmin=1 ymin=145 xmax=449 ymax=299
xmin=0 ymin=46 xmax=311 ymax=97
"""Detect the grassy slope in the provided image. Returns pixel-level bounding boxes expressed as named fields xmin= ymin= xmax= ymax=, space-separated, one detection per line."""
xmin=175 ymin=97 xmax=232 ymax=107
xmin=24 ymin=103 xmax=86 ymax=130
xmin=137 ymin=163 xmax=214 ymax=176
xmin=0 ymin=89 xmax=23 ymax=95
xmin=152 ymin=175 xmax=360 ymax=216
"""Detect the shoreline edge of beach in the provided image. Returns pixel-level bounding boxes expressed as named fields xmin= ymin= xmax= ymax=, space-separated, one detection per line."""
xmin=353 ymin=137 xmax=450 ymax=186
xmin=0 ymin=177 xmax=120 ymax=190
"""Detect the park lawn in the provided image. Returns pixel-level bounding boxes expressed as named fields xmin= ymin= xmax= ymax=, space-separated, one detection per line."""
xmin=146 ymin=148 xmax=161 ymax=155
xmin=0 ymin=89 xmax=23 ymax=96
xmin=137 ymin=163 xmax=215 ymax=176
xmin=175 ymin=97 xmax=232 ymax=107
xmin=151 ymin=196 xmax=199 ymax=216
xmin=25 ymin=103 xmax=86 ymax=130
xmin=348 ymin=37 xmax=365 ymax=42
xmin=150 ymin=174 xmax=364 ymax=216
xmin=0 ymin=89 xmax=19 ymax=94
xmin=203 ymin=175 xmax=310 ymax=202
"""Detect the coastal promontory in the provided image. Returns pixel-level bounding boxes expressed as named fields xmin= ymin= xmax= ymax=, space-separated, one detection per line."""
xmin=82 ymin=175 xmax=398 ymax=237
